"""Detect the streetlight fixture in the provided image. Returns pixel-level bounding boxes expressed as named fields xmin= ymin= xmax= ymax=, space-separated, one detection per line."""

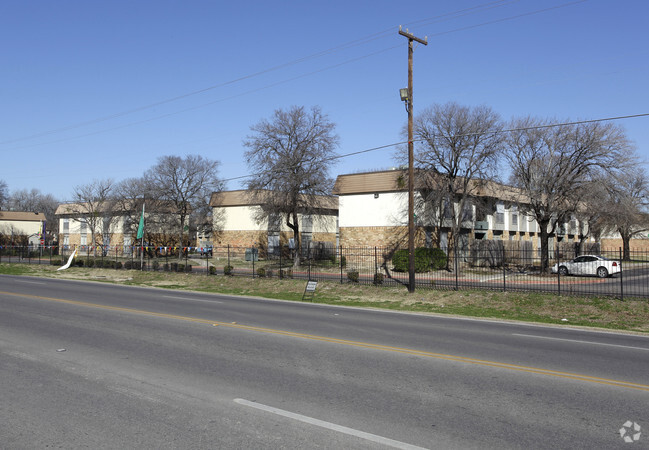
xmin=399 ymin=88 xmax=409 ymax=103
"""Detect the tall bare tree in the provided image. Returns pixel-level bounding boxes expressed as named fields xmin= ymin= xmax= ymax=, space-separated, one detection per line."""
xmin=505 ymin=117 xmax=633 ymax=272
xmin=403 ymin=102 xmax=504 ymax=256
xmin=571 ymin=179 xmax=608 ymax=251
xmin=243 ymin=105 xmax=339 ymax=266
xmin=71 ymin=178 xmax=117 ymax=252
xmin=600 ymin=167 xmax=649 ymax=260
xmin=144 ymin=155 xmax=221 ymax=255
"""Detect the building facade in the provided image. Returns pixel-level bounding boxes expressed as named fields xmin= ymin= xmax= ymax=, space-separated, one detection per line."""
xmin=209 ymin=190 xmax=339 ymax=250
xmin=0 ymin=211 xmax=47 ymax=246
xmin=332 ymin=169 xmax=587 ymax=253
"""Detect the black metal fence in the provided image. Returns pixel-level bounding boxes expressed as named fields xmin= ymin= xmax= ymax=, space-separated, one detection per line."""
xmin=2 ymin=243 xmax=648 ymax=299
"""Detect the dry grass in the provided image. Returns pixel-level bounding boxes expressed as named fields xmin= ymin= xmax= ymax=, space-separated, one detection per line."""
xmin=3 ymin=263 xmax=648 ymax=333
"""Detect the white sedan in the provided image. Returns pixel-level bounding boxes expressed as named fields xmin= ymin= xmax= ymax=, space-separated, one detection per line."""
xmin=551 ymin=255 xmax=621 ymax=278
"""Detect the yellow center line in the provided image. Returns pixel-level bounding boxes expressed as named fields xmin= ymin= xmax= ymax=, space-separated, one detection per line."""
xmin=3 ymin=289 xmax=649 ymax=392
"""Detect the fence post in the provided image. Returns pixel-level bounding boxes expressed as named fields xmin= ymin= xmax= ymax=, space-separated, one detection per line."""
xmin=374 ymin=247 xmax=378 ymax=278
xmin=308 ymin=245 xmax=312 ymax=281
xmin=619 ymin=247 xmax=624 ymax=301
xmin=252 ymin=246 xmax=256 ymax=278
xmin=340 ymin=245 xmax=344 ymax=284
xmin=227 ymin=244 xmax=231 ymax=268
xmin=454 ymin=245 xmax=459 ymax=291
xmin=503 ymin=247 xmax=507 ymax=292
xmin=557 ymin=251 xmax=561 ymax=297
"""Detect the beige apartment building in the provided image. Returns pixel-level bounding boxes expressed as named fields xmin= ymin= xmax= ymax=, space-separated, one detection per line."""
xmin=209 ymin=190 xmax=339 ymax=250
xmin=332 ymin=169 xmax=587 ymax=253
xmin=0 ymin=211 xmax=47 ymax=246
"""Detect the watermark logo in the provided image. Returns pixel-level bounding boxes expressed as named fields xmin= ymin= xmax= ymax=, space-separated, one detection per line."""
xmin=620 ymin=421 xmax=641 ymax=443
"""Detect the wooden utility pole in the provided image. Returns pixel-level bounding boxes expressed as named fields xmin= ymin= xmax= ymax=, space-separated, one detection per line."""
xmin=399 ymin=26 xmax=427 ymax=293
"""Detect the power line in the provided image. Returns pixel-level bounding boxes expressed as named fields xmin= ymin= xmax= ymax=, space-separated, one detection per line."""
xmin=1 ymin=0 xmax=582 ymax=149
xmin=1 ymin=1 xmax=516 ymax=147
xmin=220 ymin=112 xmax=649 ymax=184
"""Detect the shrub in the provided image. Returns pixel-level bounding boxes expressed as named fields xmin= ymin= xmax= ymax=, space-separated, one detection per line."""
xmin=224 ymin=265 xmax=233 ymax=276
xmin=124 ymin=261 xmax=133 ymax=270
xmin=391 ymin=249 xmax=409 ymax=272
xmin=340 ymin=255 xmax=347 ymax=268
xmin=208 ymin=266 xmax=217 ymax=275
xmin=347 ymin=270 xmax=359 ymax=283
xmin=279 ymin=268 xmax=292 ymax=279
xmin=428 ymin=247 xmax=448 ymax=270
xmin=163 ymin=263 xmax=170 ymax=272
xmin=392 ymin=247 xmax=447 ymax=272
xmin=266 ymin=269 xmax=273 ymax=278
xmin=50 ymin=259 xmax=62 ymax=266
xmin=178 ymin=264 xmax=185 ymax=272
xmin=76 ymin=259 xmax=84 ymax=267
xmin=373 ymin=272 xmax=384 ymax=285
xmin=115 ymin=261 xmax=123 ymax=270
xmin=256 ymin=267 xmax=266 ymax=277
xmin=152 ymin=260 xmax=160 ymax=271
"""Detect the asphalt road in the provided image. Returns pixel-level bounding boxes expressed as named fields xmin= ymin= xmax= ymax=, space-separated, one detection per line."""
xmin=1 ymin=275 xmax=648 ymax=448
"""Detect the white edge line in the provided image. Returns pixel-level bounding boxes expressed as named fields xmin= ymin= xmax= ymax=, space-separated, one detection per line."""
xmin=233 ymin=398 xmax=427 ymax=450
xmin=513 ymin=333 xmax=649 ymax=351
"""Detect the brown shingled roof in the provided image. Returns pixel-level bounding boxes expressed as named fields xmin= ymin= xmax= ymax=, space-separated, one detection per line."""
xmin=333 ymin=169 xmax=531 ymax=203
xmin=210 ymin=190 xmax=338 ymax=210
xmin=0 ymin=211 xmax=46 ymax=222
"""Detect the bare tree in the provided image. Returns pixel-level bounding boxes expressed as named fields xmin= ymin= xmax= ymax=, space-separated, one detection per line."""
xmin=144 ymin=155 xmax=221 ymax=256
xmin=572 ymin=179 xmax=608 ymax=251
xmin=402 ymin=102 xmax=504 ymax=257
xmin=600 ymin=167 xmax=649 ymax=260
xmin=7 ymin=188 xmax=60 ymax=238
xmin=0 ymin=180 xmax=7 ymax=209
xmin=243 ymin=105 xmax=339 ymax=266
xmin=71 ymin=179 xmax=118 ymax=253
xmin=505 ymin=117 xmax=633 ymax=272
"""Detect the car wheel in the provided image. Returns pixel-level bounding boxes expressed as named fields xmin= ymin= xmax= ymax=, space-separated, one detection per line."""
xmin=596 ymin=267 xmax=609 ymax=278
xmin=558 ymin=266 xmax=568 ymax=276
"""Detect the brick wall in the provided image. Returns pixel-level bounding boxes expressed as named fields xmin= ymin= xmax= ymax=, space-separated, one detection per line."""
xmin=600 ymin=238 xmax=649 ymax=251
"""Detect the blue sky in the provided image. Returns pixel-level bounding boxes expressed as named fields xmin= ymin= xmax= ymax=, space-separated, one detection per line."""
xmin=1 ymin=0 xmax=648 ymax=201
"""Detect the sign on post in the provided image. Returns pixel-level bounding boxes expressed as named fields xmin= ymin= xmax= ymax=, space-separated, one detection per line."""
xmin=302 ymin=280 xmax=317 ymax=302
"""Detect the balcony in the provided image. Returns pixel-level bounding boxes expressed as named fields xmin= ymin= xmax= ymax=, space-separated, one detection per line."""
xmin=474 ymin=221 xmax=489 ymax=231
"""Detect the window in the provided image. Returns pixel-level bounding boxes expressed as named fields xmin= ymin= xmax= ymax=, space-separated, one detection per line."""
xmin=443 ymin=199 xmax=454 ymax=219
xmin=495 ymin=202 xmax=505 ymax=224
xmin=63 ymin=219 xmax=69 ymax=232
xmin=461 ymin=202 xmax=473 ymax=222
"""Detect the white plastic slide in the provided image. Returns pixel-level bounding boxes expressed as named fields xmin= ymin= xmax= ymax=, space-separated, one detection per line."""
xmin=57 ymin=249 xmax=77 ymax=271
